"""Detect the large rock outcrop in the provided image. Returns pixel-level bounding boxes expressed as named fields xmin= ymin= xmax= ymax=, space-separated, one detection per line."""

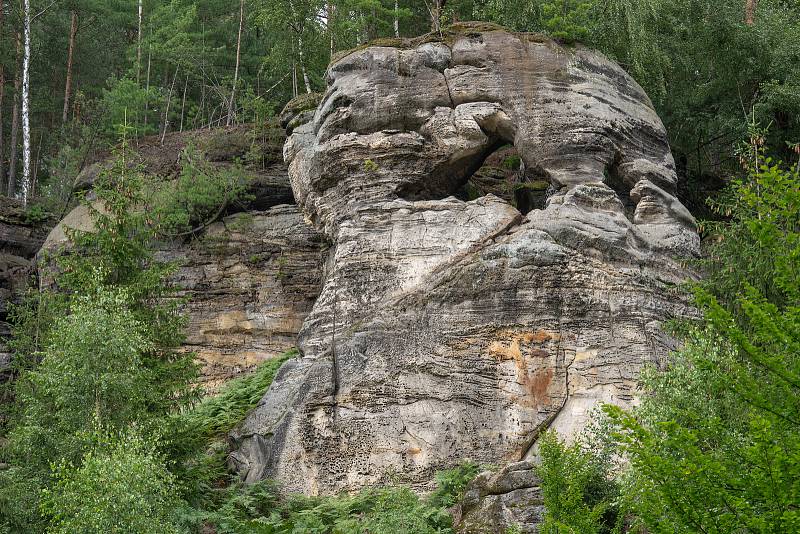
xmin=230 ymin=24 xmax=699 ymax=495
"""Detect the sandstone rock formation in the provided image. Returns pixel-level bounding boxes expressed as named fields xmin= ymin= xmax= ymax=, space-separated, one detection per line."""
xmin=230 ymin=24 xmax=699 ymax=495
xmin=157 ymin=207 xmax=323 ymax=389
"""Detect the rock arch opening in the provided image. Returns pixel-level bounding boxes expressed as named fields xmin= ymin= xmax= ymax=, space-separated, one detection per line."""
xmin=454 ymin=145 xmax=552 ymax=215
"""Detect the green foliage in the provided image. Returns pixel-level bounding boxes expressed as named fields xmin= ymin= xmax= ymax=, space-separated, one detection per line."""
xmin=537 ymin=431 xmax=620 ymax=534
xmin=605 ymin=138 xmax=800 ymax=533
xmin=41 ymin=431 xmax=184 ymax=534
xmin=427 ymin=461 xmax=480 ymax=509
xmin=21 ymin=204 xmax=50 ymax=225
xmin=184 ymin=458 xmax=476 ymax=533
xmin=145 ymin=145 xmax=252 ymax=237
xmin=502 ymin=154 xmax=522 ymax=170
xmin=541 ymin=0 xmax=593 ymax=43
xmin=363 ymin=158 xmax=379 ymax=173
xmin=198 ymin=485 xmax=452 ymax=534
xmin=100 ymin=77 xmax=160 ymax=140
xmin=170 ymin=352 xmax=293 ymax=510
xmin=0 ymin=140 xmax=198 ymax=532
xmin=186 ymin=352 xmax=293 ymax=443
xmin=7 ymin=287 xmax=155 ymax=472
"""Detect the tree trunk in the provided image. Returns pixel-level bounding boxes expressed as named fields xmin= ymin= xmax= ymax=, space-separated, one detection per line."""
xmin=0 ymin=3 xmax=6 ymax=192
xmin=227 ymin=0 xmax=245 ymax=126
xmin=298 ymin=35 xmax=312 ymax=94
xmin=144 ymin=46 xmax=151 ymax=130
xmin=22 ymin=0 xmax=32 ymax=205
xmin=8 ymin=34 xmax=22 ymax=198
xmin=161 ymin=67 xmax=180 ymax=145
xmin=179 ymin=75 xmax=188 ymax=132
xmin=431 ymin=0 xmax=446 ymax=33
xmin=62 ymin=11 xmax=78 ymax=125
xmin=161 ymin=66 xmax=179 ymax=144
xmin=745 ymin=0 xmax=758 ymax=25
xmin=394 ymin=0 xmax=400 ymax=37
xmin=136 ymin=0 xmax=143 ymax=83
xmin=328 ymin=2 xmax=335 ymax=57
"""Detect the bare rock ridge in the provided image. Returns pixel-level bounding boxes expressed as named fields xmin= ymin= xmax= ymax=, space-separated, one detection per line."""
xmin=230 ymin=24 xmax=699 ymax=496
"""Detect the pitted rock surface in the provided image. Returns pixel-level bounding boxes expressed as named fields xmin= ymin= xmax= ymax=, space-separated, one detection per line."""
xmin=230 ymin=25 xmax=699 ymax=494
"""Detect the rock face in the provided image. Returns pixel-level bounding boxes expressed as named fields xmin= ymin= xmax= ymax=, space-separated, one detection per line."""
xmin=230 ymin=24 xmax=699 ymax=495
xmin=157 ymin=207 xmax=324 ymax=390
xmin=0 ymin=198 xmax=54 ymax=379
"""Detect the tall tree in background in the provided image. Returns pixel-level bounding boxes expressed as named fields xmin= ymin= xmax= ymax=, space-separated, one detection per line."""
xmin=0 ymin=1 xmax=6 ymax=191
xmin=7 ymin=32 xmax=20 ymax=198
xmin=61 ymin=10 xmax=78 ymax=124
xmin=227 ymin=0 xmax=245 ymax=125
xmin=745 ymin=0 xmax=758 ymax=24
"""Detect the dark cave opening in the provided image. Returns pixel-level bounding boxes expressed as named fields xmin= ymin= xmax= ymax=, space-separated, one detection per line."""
xmin=453 ymin=144 xmax=552 ymax=215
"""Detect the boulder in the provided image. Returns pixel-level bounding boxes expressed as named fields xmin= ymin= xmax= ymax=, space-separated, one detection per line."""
xmin=453 ymin=461 xmax=544 ymax=534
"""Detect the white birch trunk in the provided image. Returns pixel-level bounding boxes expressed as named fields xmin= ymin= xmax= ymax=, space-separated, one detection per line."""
xmin=394 ymin=0 xmax=400 ymax=37
xmin=137 ymin=0 xmax=143 ymax=83
xmin=21 ymin=0 xmax=31 ymax=205
xmin=298 ymin=35 xmax=311 ymax=94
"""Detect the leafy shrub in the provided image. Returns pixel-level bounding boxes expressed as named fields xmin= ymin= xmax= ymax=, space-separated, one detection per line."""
xmin=145 ymin=145 xmax=251 ymax=237
xmin=41 ymin=431 xmax=184 ymax=534
xmin=605 ymin=135 xmax=800 ymax=532
xmin=537 ymin=431 xmax=620 ymax=534
xmin=22 ymin=204 xmax=50 ymax=225
xmin=428 ymin=461 xmax=480 ymax=509
xmin=6 ymin=287 xmax=155 ymax=471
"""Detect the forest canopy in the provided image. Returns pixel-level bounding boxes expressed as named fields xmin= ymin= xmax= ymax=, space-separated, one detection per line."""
xmin=0 ymin=0 xmax=798 ymax=212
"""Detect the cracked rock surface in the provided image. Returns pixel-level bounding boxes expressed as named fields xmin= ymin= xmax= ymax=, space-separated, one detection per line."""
xmin=230 ymin=25 xmax=699 ymax=495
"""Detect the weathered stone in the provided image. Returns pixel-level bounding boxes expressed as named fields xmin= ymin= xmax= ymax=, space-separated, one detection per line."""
xmin=42 ymin=202 xmax=325 ymax=391
xmin=454 ymin=462 xmax=545 ymax=534
xmin=0 ymin=197 xmax=55 ymax=379
xmin=231 ymin=24 xmax=699 ymax=497
xmin=157 ymin=206 xmax=324 ymax=390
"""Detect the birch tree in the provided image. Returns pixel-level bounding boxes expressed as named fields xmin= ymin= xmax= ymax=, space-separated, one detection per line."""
xmin=227 ymin=0 xmax=245 ymax=125
xmin=21 ymin=0 xmax=31 ymax=204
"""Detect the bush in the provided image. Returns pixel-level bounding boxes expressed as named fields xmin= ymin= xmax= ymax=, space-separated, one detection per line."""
xmin=605 ymin=135 xmax=800 ymax=532
xmin=145 ymin=145 xmax=251 ymax=236
xmin=41 ymin=431 xmax=184 ymax=534
xmin=428 ymin=461 xmax=480 ymax=509
xmin=537 ymin=431 xmax=620 ymax=534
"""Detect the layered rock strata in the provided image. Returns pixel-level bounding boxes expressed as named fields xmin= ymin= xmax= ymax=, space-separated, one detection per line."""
xmin=231 ymin=24 xmax=699 ymax=495
xmin=0 ymin=198 xmax=54 ymax=379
